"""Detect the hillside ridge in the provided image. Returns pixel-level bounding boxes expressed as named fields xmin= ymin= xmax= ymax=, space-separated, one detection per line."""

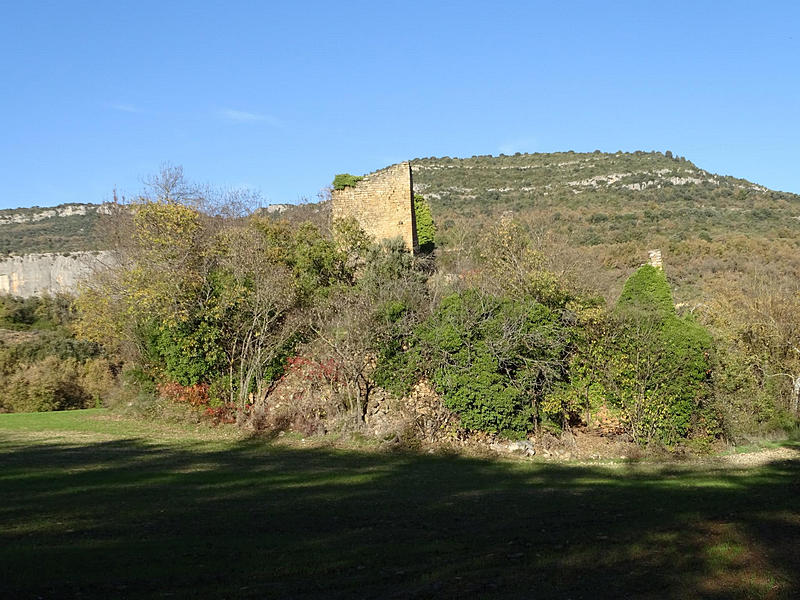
xmin=1 ymin=151 xmax=796 ymax=259
xmin=411 ymin=151 xmax=781 ymax=208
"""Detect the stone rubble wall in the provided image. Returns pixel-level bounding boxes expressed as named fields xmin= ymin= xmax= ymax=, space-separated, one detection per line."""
xmin=331 ymin=162 xmax=417 ymax=252
xmin=648 ymin=249 xmax=663 ymax=270
xmin=0 ymin=251 xmax=113 ymax=297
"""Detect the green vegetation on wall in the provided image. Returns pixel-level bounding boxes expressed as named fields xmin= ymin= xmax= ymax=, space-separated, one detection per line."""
xmin=608 ymin=266 xmax=713 ymax=445
xmin=413 ymin=194 xmax=436 ymax=253
xmin=332 ymin=173 xmax=364 ymax=190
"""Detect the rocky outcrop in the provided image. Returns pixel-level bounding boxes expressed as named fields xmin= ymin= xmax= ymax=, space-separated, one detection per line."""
xmin=0 ymin=252 xmax=112 ymax=297
xmin=0 ymin=203 xmax=111 ymax=225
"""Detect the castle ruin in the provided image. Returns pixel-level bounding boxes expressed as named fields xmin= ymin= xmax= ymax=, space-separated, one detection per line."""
xmin=331 ymin=162 xmax=418 ymax=253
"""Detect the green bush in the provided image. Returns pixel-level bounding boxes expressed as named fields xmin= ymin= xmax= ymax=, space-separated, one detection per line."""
xmin=0 ymin=294 xmax=75 ymax=331
xmin=616 ymin=264 xmax=675 ymax=320
xmin=608 ymin=265 xmax=714 ymax=445
xmin=332 ymin=174 xmax=364 ymax=190
xmin=3 ymin=356 xmax=90 ymax=413
xmin=409 ymin=290 xmax=570 ymax=437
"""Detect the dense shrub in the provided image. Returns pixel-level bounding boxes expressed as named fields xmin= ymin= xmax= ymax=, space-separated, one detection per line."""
xmin=0 ymin=294 xmax=75 ymax=330
xmin=607 ymin=266 xmax=714 ymax=445
xmin=406 ymin=289 xmax=570 ymax=437
xmin=0 ymin=295 xmax=116 ymax=413
xmin=3 ymin=356 xmax=91 ymax=413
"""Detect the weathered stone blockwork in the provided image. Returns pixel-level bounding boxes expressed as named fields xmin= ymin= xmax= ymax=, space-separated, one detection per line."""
xmin=648 ymin=249 xmax=663 ymax=270
xmin=331 ymin=162 xmax=417 ymax=252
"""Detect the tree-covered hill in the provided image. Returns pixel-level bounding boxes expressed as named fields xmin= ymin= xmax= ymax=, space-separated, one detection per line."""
xmin=412 ymin=150 xmax=774 ymax=214
xmin=411 ymin=151 xmax=800 ymax=303
xmin=412 ymin=151 xmax=798 ymax=242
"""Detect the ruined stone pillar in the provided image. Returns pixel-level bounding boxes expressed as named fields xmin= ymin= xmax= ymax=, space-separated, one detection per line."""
xmin=648 ymin=249 xmax=663 ymax=270
xmin=331 ymin=162 xmax=417 ymax=253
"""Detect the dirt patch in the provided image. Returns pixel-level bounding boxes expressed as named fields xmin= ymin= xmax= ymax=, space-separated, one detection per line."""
xmin=0 ymin=328 xmax=38 ymax=344
xmin=718 ymin=446 xmax=800 ymax=467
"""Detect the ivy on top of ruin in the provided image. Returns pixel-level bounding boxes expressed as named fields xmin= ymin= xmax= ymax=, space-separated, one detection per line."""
xmin=332 ymin=174 xmax=364 ymax=190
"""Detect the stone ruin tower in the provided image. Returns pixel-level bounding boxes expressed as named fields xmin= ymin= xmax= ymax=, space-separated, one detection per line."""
xmin=331 ymin=162 xmax=418 ymax=253
xmin=648 ymin=249 xmax=663 ymax=270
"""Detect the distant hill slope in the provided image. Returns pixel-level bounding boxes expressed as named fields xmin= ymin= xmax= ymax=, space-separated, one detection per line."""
xmin=4 ymin=152 xmax=799 ymax=303
xmin=0 ymin=204 xmax=106 ymax=256
xmin=411 ymin=151 xmax=792 ymax=235
xmin=410 ymin=151 xmax=800 ymax=301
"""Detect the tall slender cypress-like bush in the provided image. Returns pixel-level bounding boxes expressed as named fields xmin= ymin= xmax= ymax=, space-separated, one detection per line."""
xmin=609 ymin=265 xmax=714 ymax=445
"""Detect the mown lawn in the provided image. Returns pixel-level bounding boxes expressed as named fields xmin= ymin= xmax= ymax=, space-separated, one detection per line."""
xmin=1 ymin=409 xmax=798 ymax=599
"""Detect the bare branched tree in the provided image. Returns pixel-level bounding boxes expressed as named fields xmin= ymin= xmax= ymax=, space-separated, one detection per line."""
xmin=217 ymin=226 xmax=303 ymax=414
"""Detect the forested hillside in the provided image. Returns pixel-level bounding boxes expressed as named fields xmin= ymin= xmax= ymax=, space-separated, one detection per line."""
xmin=412 ymin=151 xmax=800 ymax=304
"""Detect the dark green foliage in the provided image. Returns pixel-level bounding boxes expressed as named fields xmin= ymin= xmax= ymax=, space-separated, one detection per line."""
xmin=606 ymin=266 xmax=714 ymax=444
xmin=413 ymin=195 xmax=436 ymax=253
xmin=332 ymin=173 xmax=364 ymax=190
xmin=0 ymin=294 xmax=75 ymax=331
xmin=252 ymin=220 xmax=351 ymax=298
xmin=121 ymin=367 xmax=157 ymax=396
xmin=373 ymin=335 xmax=418 ymax=398
xmin=142 ymin=318 xmax=224 ymax=387
xmin=2 ymin=331 xmax=101 ymax=365
xmin=410 ymin=290 xmax=570 ymax=436
xmin=136 ymin=220 xmax=342 ymax=388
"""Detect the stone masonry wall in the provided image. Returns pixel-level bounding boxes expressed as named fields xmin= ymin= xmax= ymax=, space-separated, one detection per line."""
xmin=648 ymin=249 xmax=663 ymax=270
xmin=331 ymin=162 xmax=417 ymax=252
xmin=0 ymin=251 xmax=112 ymax=297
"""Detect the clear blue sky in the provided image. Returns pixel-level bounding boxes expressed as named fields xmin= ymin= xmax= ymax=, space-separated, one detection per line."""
xmin=1 ymin=0 xmax=798 ymax=210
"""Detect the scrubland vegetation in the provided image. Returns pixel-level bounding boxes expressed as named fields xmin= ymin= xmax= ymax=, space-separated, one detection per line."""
xmin=0 ymin=205 xmax=102 ymax=255
xmin=2 ymin=154 xmax=800 ymax=598
xmin=0 ymin=294 xmax=114 ymax=412
xmin=2 ymin=156 xmax=798 ymax=454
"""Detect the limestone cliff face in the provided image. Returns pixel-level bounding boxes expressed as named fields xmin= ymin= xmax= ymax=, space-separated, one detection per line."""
xmin=0 ymin=252 xmax=112 ymax=297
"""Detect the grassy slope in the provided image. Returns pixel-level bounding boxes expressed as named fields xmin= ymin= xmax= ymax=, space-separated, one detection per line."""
xmin=1 ymin=410 xmax=798 ymax=599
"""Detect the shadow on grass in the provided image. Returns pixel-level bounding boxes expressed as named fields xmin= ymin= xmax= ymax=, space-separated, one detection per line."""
xmin=0 ymin=435 xmax=798 ymax=599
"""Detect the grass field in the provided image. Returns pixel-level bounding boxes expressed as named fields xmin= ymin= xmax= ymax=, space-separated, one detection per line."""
xmin=1 ymin=410 xmax=798 ymax=599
